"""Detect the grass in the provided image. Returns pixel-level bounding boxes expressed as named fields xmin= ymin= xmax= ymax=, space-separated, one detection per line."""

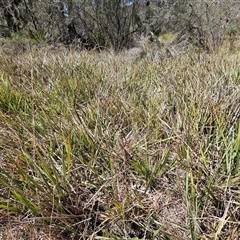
xmin=0 ymin=41 xmax=239 ymax=239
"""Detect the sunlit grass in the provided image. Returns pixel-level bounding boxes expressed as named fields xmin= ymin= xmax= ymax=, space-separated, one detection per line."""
xmin=0 ymin=43 xmax=239 ymax=239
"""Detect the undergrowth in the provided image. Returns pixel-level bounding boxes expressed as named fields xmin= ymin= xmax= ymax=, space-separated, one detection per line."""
xmin=0 ymin=44 xmax=239 ymax=239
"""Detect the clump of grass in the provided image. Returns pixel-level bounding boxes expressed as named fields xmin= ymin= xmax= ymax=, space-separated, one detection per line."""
xmin=0 ymin=43 xmax=239 ymax=239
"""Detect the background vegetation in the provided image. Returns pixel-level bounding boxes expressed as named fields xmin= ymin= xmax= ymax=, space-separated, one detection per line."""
xmin=0 ymin=0 xmax=240 ymax=239
xmin=1 ymin=0 xmax=240 ymax=50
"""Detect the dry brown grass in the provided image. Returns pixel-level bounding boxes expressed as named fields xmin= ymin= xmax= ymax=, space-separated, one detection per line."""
xmin=0 ymin=40 xmax=239 ymax=239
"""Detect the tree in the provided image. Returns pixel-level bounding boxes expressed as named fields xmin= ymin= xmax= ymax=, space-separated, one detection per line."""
xmin=2 ymin=0 xmax=23 ymax=34
xmin=0 ymin=0 xmax=240 ymax=51
xmin=73 ymin=0 xmax=145 ymax=50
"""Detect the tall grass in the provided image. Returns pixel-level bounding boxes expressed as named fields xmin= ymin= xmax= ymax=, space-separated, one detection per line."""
xmin=0 ymin=44 xmax=239 ymax=239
